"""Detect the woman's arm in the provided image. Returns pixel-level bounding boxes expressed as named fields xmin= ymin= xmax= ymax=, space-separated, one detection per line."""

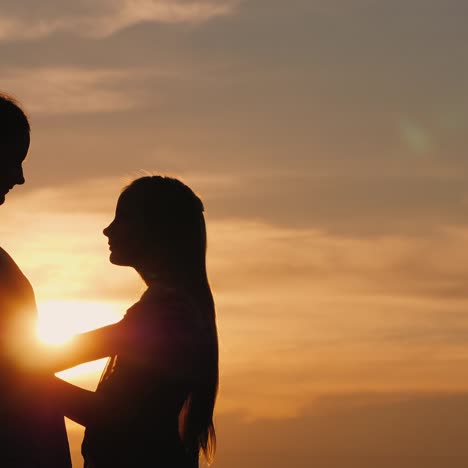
xmin=19 ymin=321 xmax=126 ymax=373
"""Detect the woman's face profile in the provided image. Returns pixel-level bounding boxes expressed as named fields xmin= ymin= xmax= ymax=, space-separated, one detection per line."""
xmin=103 ymin=193 xmax=146 ymax=267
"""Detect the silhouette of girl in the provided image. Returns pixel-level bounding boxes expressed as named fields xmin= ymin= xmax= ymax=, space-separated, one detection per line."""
xmin=35 ymin=176 xmax=219 ymax=468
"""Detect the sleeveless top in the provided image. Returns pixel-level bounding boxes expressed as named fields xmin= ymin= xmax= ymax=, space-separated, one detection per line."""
xmin=82 ymin=286 xmax=205 ymax=468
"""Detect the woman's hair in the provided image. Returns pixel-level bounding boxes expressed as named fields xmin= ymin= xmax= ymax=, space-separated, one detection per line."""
xmin=121 ymin=175 xmax=219 ymax=462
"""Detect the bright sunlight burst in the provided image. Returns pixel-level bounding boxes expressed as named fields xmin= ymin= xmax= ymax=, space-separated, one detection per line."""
xmin=37 ymin=300 xmax=124 ymax=345
xmin=36 ymin=300 xmax=126 ymax=384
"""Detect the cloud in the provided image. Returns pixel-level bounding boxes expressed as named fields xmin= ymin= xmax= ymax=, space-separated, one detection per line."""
xmin=6 ymin=175 xmax=468 ymax=308
xmin=6 ymin=175 xmax=468 ymax=309
xmin=66 ymin=392 xmax=468 ymax=467
xmin=0 ymin=57 xmax=231 ymax=115
xmin=0 ymin=0 xmax=237 ymax=42
xmin=214 ymin=393 xmax=468 ymax=467
xmin=1 ymin=67 xmax=157 ymax=114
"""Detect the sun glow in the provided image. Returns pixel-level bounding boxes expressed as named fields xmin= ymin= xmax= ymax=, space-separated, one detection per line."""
xmin=37 ymin=300 xmax=124 ymax=345
xmin=36 ymin=300 xmax=126 ymax=384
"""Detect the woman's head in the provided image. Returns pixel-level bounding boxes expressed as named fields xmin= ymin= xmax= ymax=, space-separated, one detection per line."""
xmin=104 ymin=175 xmax=207 ymax=282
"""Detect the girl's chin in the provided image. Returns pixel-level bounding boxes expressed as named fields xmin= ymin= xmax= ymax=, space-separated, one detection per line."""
xmin=109 ymin=252 xmax=131 ymax=267
xmin=109 ymin=252 xmax=120 ymax=265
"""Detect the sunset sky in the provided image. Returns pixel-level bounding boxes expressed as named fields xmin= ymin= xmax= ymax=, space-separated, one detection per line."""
xmin=1 ymin=1 xmax=468 ymax=466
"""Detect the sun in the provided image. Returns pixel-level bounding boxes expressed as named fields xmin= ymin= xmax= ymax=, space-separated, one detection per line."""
xmin=36 ymin=300 xmax=126 ymax=385
xmin=37 ymin=300 xmax=124 ymax=345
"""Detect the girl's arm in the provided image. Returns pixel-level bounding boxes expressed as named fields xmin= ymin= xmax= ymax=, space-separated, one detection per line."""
xmin=20 ymin=320 xmax=126 ymax=373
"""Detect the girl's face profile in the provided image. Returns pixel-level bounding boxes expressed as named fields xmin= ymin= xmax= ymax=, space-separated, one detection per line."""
xmin=103 ymin=193 xmax=145 ymax=267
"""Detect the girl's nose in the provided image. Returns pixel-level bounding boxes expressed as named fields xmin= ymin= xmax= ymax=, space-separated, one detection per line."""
xmin=103 ymin=224 xmax=111 ymax=237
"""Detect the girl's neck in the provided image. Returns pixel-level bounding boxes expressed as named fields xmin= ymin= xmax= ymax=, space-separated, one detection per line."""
xmin=139 ymin=268 xmax=188 ymax=289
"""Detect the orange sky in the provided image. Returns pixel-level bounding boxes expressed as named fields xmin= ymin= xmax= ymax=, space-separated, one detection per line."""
xmin=1 ymin=1 xmax=468 ymax=466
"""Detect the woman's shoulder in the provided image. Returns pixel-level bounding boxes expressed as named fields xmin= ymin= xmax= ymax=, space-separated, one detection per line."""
xmin=126 ymin=284 xmax=200 ymax=325
xmin=118 ymin=285 xmax=205 ymax=365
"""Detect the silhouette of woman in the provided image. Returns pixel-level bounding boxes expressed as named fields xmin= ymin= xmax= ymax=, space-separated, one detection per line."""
xmin=34 ymin=176 xmax=219 ymax=468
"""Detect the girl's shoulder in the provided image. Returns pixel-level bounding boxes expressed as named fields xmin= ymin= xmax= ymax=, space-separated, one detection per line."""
xmin=126 ymin=284 xmax=200 ymax=325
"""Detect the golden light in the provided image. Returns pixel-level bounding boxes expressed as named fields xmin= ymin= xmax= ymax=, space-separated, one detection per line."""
xmin=36 ymin=300 xmax=126 ymax=384
xmin=56 ymin=358 xmax=111 ymax=388
xmin=37 ymin=300 xmax=124 ymax=345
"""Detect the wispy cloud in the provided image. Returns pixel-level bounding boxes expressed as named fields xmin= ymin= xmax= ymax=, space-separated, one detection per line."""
xmin=216 ymin=393 xmax=468 ymax=466
xmin=65 ymin=391 xmax=468 ymax=467
xmin=0 ymin=0 xmax=237 ymax=42
xmin=1 ymin=67 xmax=153 ymax=114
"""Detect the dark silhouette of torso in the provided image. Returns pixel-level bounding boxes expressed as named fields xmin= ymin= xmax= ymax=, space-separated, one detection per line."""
xmin=0 ymin=247 xmax=71 ymax=468
xmin=82 ymin=286 xmax=200 ymax=468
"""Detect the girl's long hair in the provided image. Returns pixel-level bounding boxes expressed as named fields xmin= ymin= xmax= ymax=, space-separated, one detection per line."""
xmin=120 ymin=175 xmax=219 ymax=462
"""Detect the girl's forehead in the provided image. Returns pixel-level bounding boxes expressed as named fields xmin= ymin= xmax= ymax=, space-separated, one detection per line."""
xmin=115 ymin=192 xmax=136 ymax=216
xmin=115 ymin=193 xmax=127 ymax=209
xmin=117 ymin=188 xmax=141 ymax=206
xmin=116 ymin=190 xmax=159 ymax=217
